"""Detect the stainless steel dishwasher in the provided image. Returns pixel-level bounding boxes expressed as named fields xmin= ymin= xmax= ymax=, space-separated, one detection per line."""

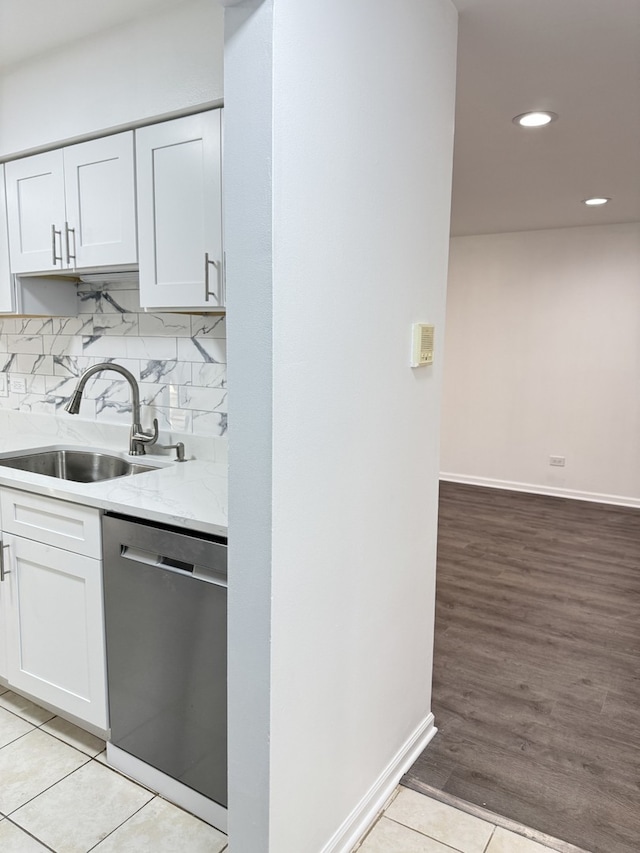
xmin=102 ymin=513 xmax=227 ymax=826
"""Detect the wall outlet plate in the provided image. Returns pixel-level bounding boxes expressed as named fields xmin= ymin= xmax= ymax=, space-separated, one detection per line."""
xmin=9 ymin=376 xmax=27 ymax=394
xmin=549 ymin=455 xmax=566 ymax=467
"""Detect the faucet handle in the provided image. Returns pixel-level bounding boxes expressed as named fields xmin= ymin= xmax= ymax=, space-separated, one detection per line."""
xmin=130 ymin=418 xmax=159 ymax=455
xmin=139 ymin=418 xmax=159 ymax=443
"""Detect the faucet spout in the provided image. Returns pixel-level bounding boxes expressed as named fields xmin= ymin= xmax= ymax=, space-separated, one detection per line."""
xmin=64 ymin=362 xmax=159 ymax=456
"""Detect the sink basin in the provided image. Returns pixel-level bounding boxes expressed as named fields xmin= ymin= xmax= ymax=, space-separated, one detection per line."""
xmin=0 ymin=449 xmax=158 ymax=483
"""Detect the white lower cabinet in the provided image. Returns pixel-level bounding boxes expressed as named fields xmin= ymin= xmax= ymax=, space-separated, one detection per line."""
xmin=0 ymin=489 xmax=107 ymax=730
xmin=0 ymin=543 xmax=6 ymax=680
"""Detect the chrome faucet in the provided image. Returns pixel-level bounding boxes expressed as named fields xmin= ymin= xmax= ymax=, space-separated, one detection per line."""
xmin=64 ymin=362 xmax=159 ymax=456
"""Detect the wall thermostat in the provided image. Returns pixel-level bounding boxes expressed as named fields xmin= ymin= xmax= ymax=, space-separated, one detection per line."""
xmin=410 ymin=323 xmax=435 ymax=367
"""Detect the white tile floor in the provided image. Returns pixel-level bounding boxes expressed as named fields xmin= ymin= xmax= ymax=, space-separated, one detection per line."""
xmin=0 ymin=683 xmax=227 ymax=852
xmin=356 ymin=787 xmax=579 ymax=853
xmin=0 ymin=680 xmax=575 ymax=853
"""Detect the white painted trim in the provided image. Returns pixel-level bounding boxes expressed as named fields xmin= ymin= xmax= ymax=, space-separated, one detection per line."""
xmin=105 ymin=743 xmax=228 ymax=834
xmin=319 ymin=714 xmax=437 ymax=853
xmin=440 ymin=472 xmax=640 ymax=509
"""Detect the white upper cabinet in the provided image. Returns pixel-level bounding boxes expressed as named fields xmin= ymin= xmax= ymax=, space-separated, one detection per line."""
xmin=5 ymin=151 xmax=65 ymax=274
xmin=0 ymin=165 xmax=13 ymax=313
xmin=63 ymin=133 xmax=137 ymax=269
xmin=5 ymin=131 xmax=137 ymax=275
xmin=136 ymin=110 xmax=224 ymax=310
xmin=0 ymin=164 xmax=78 ymax=317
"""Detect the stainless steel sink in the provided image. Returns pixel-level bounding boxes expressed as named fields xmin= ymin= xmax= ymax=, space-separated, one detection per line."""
xmin=0 ymin=449 xmax=158 ymax=483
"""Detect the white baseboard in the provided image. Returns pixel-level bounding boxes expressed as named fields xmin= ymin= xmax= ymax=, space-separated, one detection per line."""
xmin=319 ymin=713 xmax=437 ymax=853
xmin=439 ymin=472 xmax=640 ymax=509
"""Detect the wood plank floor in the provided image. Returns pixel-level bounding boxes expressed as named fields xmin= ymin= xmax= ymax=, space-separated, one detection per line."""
xmin=403 ymin=482 xmax=640 ymax=853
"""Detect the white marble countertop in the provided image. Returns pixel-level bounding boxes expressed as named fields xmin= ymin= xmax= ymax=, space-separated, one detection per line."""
xmin=0 ymin=412 xmax=228 ymax=537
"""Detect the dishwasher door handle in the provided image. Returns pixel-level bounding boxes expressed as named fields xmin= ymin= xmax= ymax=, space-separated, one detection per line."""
xmin=121 ymin=545 xmax=193 ymax=572
xmin=120 ymin=544 xmax=227 ymax=587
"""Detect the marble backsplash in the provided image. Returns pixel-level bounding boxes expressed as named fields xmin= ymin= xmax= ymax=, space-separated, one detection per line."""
xmin=0 ymin=281 xmax=227 ymax=437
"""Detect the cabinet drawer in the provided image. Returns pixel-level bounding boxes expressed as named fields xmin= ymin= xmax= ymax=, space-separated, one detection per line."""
xmin=0 ymin=489 xmax=101 ymax=558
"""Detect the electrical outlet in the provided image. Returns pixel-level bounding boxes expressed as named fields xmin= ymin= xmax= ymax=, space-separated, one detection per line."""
xmin=0 ymin=373 xmax=7 ymax=397
xmin=549 ymin=455 xmax=565 ymax=467
xmin=9 ymin=376 xmax=27 ymax=394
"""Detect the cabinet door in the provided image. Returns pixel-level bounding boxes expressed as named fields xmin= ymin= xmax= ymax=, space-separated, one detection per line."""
xmin=64 ymin=132 xmax=137 ymax=269
xmin=3 ymin=534 xmax=107 ymax=729
xmin=137 ymin=110 xmax=223 ymax=310
xmin=0 ymin=165 xmax=15 ymax=313
xmin=0 ymin=536 xmax=7 ymax=681
xmin=5 ymin=151 xmax=66 ymax=274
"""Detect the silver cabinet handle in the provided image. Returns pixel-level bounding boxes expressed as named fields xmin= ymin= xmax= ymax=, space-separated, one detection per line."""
xmin=0 ymin=542 xmax=10 ymax=582
xmin=65 ymin=222 xmax=77 ymax=266
xmin=204 ymin=252 xmax=221 ymax=304
xmin=51 ymin=224 xmax=63 ymax=266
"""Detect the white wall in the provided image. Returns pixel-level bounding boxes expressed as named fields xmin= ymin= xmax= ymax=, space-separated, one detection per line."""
xmin=225 ymin=1 xmax=274 ymax=848
xmin=226 ymin=0 xmax=458 ymax=851
xmin=441 ymin=222 xmax=640 ymax=504
xmin=0 ymin=0 xmax=223 ymax=156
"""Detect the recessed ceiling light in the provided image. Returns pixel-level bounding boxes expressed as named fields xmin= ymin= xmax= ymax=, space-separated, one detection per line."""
xmin=512 ymin=111 xmax=558 ymax=128
xmin=583 ymin=197 xmax=611 ymax=206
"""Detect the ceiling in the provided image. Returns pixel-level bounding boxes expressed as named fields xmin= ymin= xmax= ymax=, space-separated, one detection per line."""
xmin=451 ymin=0 xmax=640 ymax=235
xmin=0 ymin=0 xmax=638 ymax=237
